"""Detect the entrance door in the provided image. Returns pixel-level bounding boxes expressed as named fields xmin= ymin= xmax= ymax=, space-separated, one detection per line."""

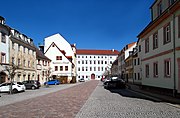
xmin=178 ymin=58 xmax=180 ymax=93
xmin=91 ymin=74 xmax=95 ymax=79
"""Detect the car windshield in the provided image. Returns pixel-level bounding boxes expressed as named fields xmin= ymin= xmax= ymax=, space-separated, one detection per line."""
xmin=17 ymin=82 xmax=23 ymax=85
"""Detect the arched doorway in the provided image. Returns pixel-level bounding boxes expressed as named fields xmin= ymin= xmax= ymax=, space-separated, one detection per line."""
xmin=91 ymin=73 xmax=95 ymax=79
xmin=0 ymin=71 xmax=6 ymax=83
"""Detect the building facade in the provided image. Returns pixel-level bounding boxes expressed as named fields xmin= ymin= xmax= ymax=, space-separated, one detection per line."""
xmin=36 ymin=48 xmax=51 ymax=85
xmin=0 ymin=16 xmax=10 ymax=83
xmin=44 ymin=34 xmax=76 ymax=83
xmin=117 ymin=42 xmax=136 ymax=79
xmin=0 ymin=16 xmax=37 ymax=83
xmin=9 ymin=29 xmax=36 ymax=82
xmin=137 ymin=0 xmax=180 ymax=94
xmin=76 ymin=49 xmax=119 ymax=81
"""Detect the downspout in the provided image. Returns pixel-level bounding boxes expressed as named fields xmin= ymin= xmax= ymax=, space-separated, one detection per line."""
xmin=172 ymin=13 xmax=176 ymax=97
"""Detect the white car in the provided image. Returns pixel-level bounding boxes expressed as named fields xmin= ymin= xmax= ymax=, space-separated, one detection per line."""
xmin=0 ymin=82 xmax=26 ymax=93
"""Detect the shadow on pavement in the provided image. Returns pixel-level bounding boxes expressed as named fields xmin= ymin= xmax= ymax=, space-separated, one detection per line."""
xmin=107 ymin=88 xmax=163 ymax=103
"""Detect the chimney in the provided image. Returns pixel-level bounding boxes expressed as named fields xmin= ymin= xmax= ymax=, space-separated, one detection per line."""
xmin=38 ymin=43 xmax=44 ymax=53
xmin=112 ymin=49 xmax=114 ymax=52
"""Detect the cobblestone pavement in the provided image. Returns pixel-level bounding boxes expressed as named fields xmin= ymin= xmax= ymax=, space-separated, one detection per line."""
xmin=76 ymin=82 xmax=180 ymax=118
xmin=0 ymin=80 xmax=99 ymax=118
xmin=0 ymin=83 xmax=80 ymax=107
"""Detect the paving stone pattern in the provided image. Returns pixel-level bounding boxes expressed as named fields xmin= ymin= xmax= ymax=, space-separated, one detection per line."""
xmin=0 ymin=80 xmax=99 ymax=118
xmin=76 ymin=82 xmax=180 ymax=118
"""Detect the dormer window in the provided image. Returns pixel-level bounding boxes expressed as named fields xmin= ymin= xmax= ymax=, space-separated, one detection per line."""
xmin=157 ymin=1 xmax=163 ymax=16
xmin=1 ymin=32 xmax=6 ymax=43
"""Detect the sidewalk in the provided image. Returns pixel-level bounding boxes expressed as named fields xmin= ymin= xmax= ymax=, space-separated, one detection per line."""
xmin=127 ymin=83 xmax=180 ymax=104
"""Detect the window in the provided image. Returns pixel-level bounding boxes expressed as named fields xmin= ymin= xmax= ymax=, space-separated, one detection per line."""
xmin=78 ymin=67 xmax=80 ymax=71
xmin=105 ymin=61 xmax=107 ymax=64
xmin=38 ymin=59 xmax=40 ymax=64
xmin=101 ymin=61 xmax=103 ymax=64
xmin=94 ymin=61 xmax=96 ymax=64
xmin=164 ymin=59 xmax=171 ymax=77
xmin=157 ymin=1 xmax=162 ymax=16
xmin=42 ymin=71 xmax=44 ymax=76
xmin=90 ymin=61 xmax=92 ymax=64
xmin=18 ymin=59 xmax=21 ymax=66
xmin=98 ymin=61 xmax=100 ymax=64
xmin=153 ymin=32 xmax=158 ymax=49
xmin=90 ymin=67 xmax=92 ymax=71
xmin=12 ymin=57 xmax=15 ymax=64
xmin=60 ymin=66 xmax=63 ymax=71
xmin=153 ymin=62 xmax=158 ymax=77
xmin=101 ymin=67 xmax=103 ymax=71
xmin=110 ymin=61 xmax=112 ymax=64
xmin=138 ymin=58 xmax=140 ymax=65
xmin=56 ymin=56 xmax=62 ymax=60
xmin=94 ymin=67 xmax=96 ymax=71
xmin=145 ymin=64 xmax=149 ymax=78
xmin=179 ymin=16 xmax=180 ymax=38
xmin=145 ymin=38 xmax=149 ymax=53
xmin=78 ymin=61 xmax=80 ymax=64
xmin=82 ymin=56 xmax=84 ymax=58
xmin=82 ymin=67 xmax=84 ymax=71
xmin=78 ymin=56 xmax=80 ymax=58
xmin=169 ymin=0 xmax=175 ymax=5
xmin=28 ymin=61 xmax=30 ymax=67
xmin=164 ymin=23 xmax=171 ymax=44
xmin=82 ymin=60 xmax=84 ymax=64
xmin=134 ymin=59 xmax=136 ymax=66
xmin=86 ymin=67 xmax=88 ymax=71
xmin=24 ymin=60 xmax=26 ymax=67
xmin=1 ymin=53 xmax=6 ymax=63
xmin=86 ymin=60 xmax=88 ymax=64
xmin=23 ymin=47 xmax=26 ymax=53
xmin=134 ymin=73 xmax=136 ymax=80
xmin=138 ymin=73 xmax=140 ymax=80
xmin=98 ymin=67 xmax=100 ymax=71
xmin=55 ymin=66 xmax=58 ymax=71
xmin=1 ymin=32 xmax=6 ymax=43
xmin=18 ymin=45 xmax=21 ymax=51
xmin=65 ymin=66 xmax=68 ymax=71
xmin=12 ymin=42 xmax=15 ymax=49
xmin=139 ymin=45 xmax=141 ymax=52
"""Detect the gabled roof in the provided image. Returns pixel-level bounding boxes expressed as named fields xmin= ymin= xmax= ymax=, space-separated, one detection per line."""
xmin=76 ymin=49 xmax=119 ymax=55
xmin=36 ymin=47 xmax=51 ymax=61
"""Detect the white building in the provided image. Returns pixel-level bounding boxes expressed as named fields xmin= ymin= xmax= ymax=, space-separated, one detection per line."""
xmin=137 ymin=0 xmax=180 ymax=95
xmin=76 ymin=49 xmax=119 ymax=81
xmin=44 ymin=33 xmax=76 ymax=83
xmin=0 ymin=16 xmax=10 ymax=83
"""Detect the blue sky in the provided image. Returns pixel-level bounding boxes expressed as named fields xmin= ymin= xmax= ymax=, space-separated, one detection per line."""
xmin=1 ymin=0 xmax=154 ymax=51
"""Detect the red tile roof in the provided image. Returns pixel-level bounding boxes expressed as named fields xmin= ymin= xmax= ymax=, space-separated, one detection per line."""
xmin=76 ymin=49 xmax=119 ymax=55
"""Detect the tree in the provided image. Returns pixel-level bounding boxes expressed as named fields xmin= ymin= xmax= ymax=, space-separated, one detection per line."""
xmin=5 ymin=64 xmax=19 ymax=94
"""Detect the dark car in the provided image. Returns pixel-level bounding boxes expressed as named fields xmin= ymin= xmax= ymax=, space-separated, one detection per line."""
xmin=22 ymin=80 xmax=41 ymax=90
xmin=79 ymin=78 xmax=85 ymax=82
xmin=44 ymin=79 xmax=60 ymax=85
xmin=104 ymin=77 xmax=126 ymax=89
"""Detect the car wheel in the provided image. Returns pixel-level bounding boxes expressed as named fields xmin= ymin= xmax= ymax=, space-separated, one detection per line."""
xmin=12 ymin=89 xmax=18 ymax=93
xmin=31 ymin=86 xmax=35 ymax=90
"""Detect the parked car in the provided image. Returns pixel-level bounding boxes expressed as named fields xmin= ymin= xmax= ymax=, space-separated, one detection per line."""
xmin=0 ymin=82 xmax=26 ymax=93
xmin=79 ymin=78 xmax=85 ymax=82
xmin=104 ymin=77 xmax=126 ymax=89
xmin=44 ymin=79 xmax=60 ymax=85
xmin=22 ymin=80 xmax=41 ymax=90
